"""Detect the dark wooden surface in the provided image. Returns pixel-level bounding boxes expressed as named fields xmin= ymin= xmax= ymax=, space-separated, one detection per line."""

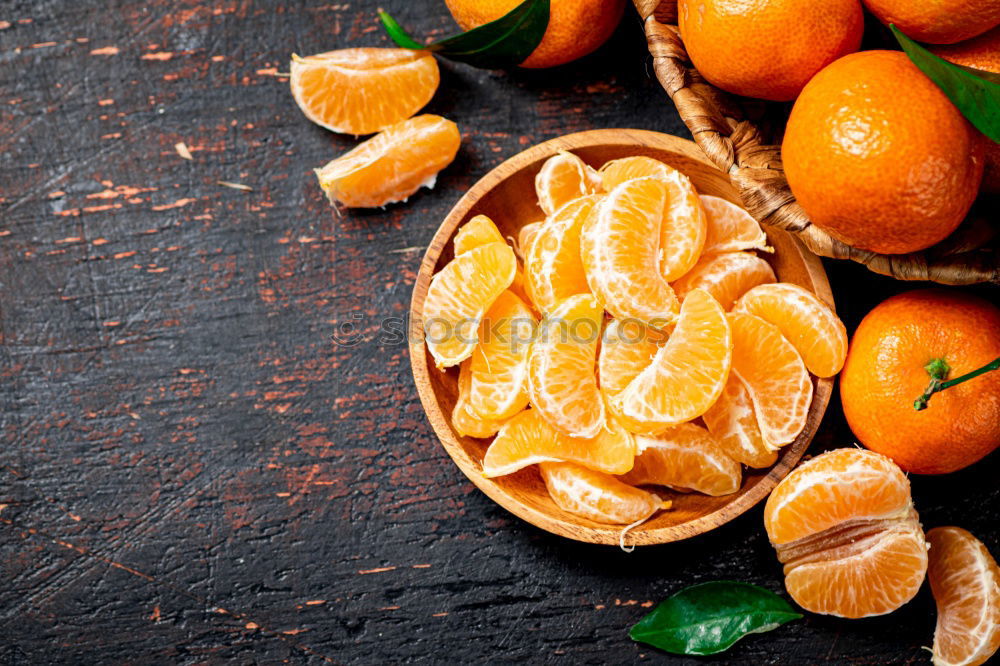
xmin=1 ymin=2 xmax=997 ymax=663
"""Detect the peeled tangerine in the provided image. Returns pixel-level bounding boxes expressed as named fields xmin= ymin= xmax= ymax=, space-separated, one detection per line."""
xmin=535 ymin=151 xmax=600 ymax=216
xmin=452 ymin=360 xmax=505 ymax=439
xmin=764 ymin=448 xmax=928 ymax=619
xmin=702 ymin=372 xmax=777 ymax=468
xmin=469 ymin=290 xmax=537 ymax=421
xmin=539 ymin=462 xmax=662 ymax=526
xmin=619 ymin=423 xmax=741 ymax=496
xmin=316 ymin=114 xmax=460 ymax=208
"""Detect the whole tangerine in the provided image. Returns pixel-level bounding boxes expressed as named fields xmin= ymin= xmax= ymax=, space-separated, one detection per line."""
xmin=862 ymin=0 xmax=1000 ymax=44
xmin=678 ymin=0 xmax=863 ymax=102
xmin=782 ymin=50 xmax=984 ymax=255
xmin=444 ymin=0 xmax=625 ymax=69
xmin=840 ymin=289 xmax=1000 ymax=475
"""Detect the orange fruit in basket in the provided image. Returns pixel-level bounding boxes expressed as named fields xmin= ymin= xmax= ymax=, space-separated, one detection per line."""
xmin=452 ymin=360 xmax=506 ymax=438
xmin=729 ymin=312 xmax=812 ymax=448
xmin=863 ymin=0 xmax=1000 ymax=44
xmin=527 ymin=294 xmax=606 ymax=438
xmin=840 ymin=289 xmax=1000 ymax=475
xmin=612 ymin=289 xmax=731 ymax=434
xmin=580 ymin=177 xmax=681 ymax=325
xmin=678 ymin=0 xmax=863 ymax=102
xmin=290 ymin=48 xmax=439 ymax=135
xmin=782 ymin=50 xmax=984 ymax=255
xmin=764 ymin=448 xmax=928 ymax=618
xmin=619 ymin=423 xmax=741 ymax=496
xmin=316 ymin=114 xmax=461 ymax=208
xmin=733 ymin=283 xmax=847 ymax=378
xmin=598 ymin=318 xmax=670 ymax=399
xmin=535 ymin=152 xmax=599 ymax=216
xmin=524 ymin=195 xmax=601 ymax=314
xmin=469 ymin=291 xmax=537 ymax=420
xmin=927 ymin=526 xmax=1000 ymax=666
xmin=699 ymin=196 xmax=770 ymax=255
xmin=673 ymin=251 xmax=776 ymax=311
xmin=540 ymin=462 xmax=662 ymax=525
xmin=703 ymin=373 xmax=777 ymax=468
xmin=482 ymin=409 xmax=634 ymax=477
xmin=444 ymin=0 xmax=626 ymax=69
xmin=423 ymin=241 xmax=516 ymax=369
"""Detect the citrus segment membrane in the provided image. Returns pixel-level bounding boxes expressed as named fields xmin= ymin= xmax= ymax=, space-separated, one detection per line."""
xmin=673 ymin=251 xmax=776 ymax=311
xmin=469 ymin=290 xmax=538 ymax=420
xmin=699 ymin=195 xmax=770 ymax=255
xmin=540 ymin=461 xmax=662 ymax=525
xmin=452 ymin=359 xmax=506 ymax=439
xmin=702 ymin=372 xmax=778 ymax=468
xmin=619 ymin=423 xmax=741 ymax=496
xmin=535 ymin=151 xmax=600 ymax=216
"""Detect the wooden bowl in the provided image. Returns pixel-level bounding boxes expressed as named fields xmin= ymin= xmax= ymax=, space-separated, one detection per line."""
xmin=409 ymin=129 xmax=835 ymax=546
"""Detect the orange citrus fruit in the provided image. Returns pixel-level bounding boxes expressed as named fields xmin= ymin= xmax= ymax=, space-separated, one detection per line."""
xmin=782 ymin=50 xmax=984 ymax=255
xmin=840 ymin=289 xmax=1000 ymax=474
xmin=444 ymin=0 xmax=626 ymax=69
xmin=540 ymin=462 xmax=662 ymax=525
xmin=524 ymin=195 xmax=601 ymax=314
xmin=454 ymin=214 xmax=505 ymax=254
xmin=702 ymin=372 xmax=778 ymax=468
xmin=482 ymin=409 xmax=634 ymax=477
xmin=518 ymin=221 xmax=543 ymax=256
xmin=619 ymin=423 xmax=741 ymax=496
xmin=863 ymin=0 xmax=1000 ymax=44
xmin=535 ymin=151 xmax=600 ymax=216
xmin=927 ymin=526 xmax=1000 ymax=666
xmin=678 ymin=0 xmax=863 ymax=101
xmin=611 ymin=289 xmax=731 ymax=434
xmin=729 ymin=312 xmax=812 ymax=448
xmin=699 ymin=195 xmax=770 ymax=255
xmin=469 ymin=290 xmax=538 ymax=420
xmin=423 ymin=241 xmax=516 ymax=369
xmin=527 ymin=294 xmax=605 ymax=438
xmin=764 ymin=448 xmax=928 ymax=619
xmin=290 ymin=48 xmax=439 ymax=135
xmin=453 ymin=359 xmax=506 ymax=438
xmin=733 ymin=283 xmax=847 ymax=378
xmin=598 ymin=318 xmax=670 ymax=399
xmin=672 ymin=251 xmax=776 ymax=311
xmin=316 ymin=114 xmax=461 ymax=208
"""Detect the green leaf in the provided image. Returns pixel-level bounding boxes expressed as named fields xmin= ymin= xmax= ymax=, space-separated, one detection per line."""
xmin=892 ymin=24 xmax=1000 ymax=142
xmin=378 ymin=0 xmax=550 ymax=69
xmin=629 ymin=581 xmax=802 ymax=656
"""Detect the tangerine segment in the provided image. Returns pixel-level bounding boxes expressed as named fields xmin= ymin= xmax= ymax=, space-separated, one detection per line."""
xmin=482 ymin=409 xmax=634 ymax=477
xmin=452 ymin=359 xmax=506 ymax=438
xmin=612 ymin=289 xmax=731 ymax=434
xmin=729 ymin=312 xmax=812 ymax=449
xmin=423 ymin=241 xmax=516 ymax=369
xmin=469 ymin=291 xmax=538 ymax=420
xmin=700 ymin=195 xmax=770 ymax=255
xmin=702 ymin=372 xmax=778 ymax=469
xmin=598 ymin=156 xmax=676 ymax=191
xmin=535 ymin=151 xmax=600 ymax=216
xmin=581 ymin=177 xmax=681 ymax=326
xmin=539 ymin=462 xmax=661 ymax=525
xmin=290 ymin=48 xmax=439 ymax=135
xmin=524 ymin=195 xmax=602 ymax=314
xmin=928 ymin=527 xmax=1000 ymax=666
xmin=527 ymin=294 xmax=606 ymax=438
xmin=733 ymin=283 xmax=848 ymax=378
xmin=454 ymin=214 xmax=505 ymax=255
xmin=518 ymin=221 xmax=543 ymax=256
xmin=316 ymin=114 xmax=460 ymax=208
xmin=673 ymin=251 xmax=776 ymax=310
xmin=619 ymin=423 xmax=741 ymax=496
xmin=598 ymin=318 xmax=670 ymax=398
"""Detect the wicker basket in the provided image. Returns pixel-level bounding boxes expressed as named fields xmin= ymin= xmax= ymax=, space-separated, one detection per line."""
xmin=635 ymin=0 xmax=1000 ymax=284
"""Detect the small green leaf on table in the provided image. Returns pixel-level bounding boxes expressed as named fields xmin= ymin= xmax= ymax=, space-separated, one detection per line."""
xmin=630 ymin=581 xmax=802 ymax=656
xmin=378 ymin=0 xmax=550 ymax=69
xmin=892 ymin=24 xmax=1000 ymax=142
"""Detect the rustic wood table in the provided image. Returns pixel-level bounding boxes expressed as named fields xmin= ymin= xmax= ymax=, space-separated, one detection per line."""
xmin=2 ymin=1 xmax=997 ymax=663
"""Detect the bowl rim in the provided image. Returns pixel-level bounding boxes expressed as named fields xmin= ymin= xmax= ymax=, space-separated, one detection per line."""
xmin=408 ymin=128 xmax=835 ymax=546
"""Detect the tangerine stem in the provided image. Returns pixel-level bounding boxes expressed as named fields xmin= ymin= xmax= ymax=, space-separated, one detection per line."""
xmin=913 ymin=356 xmax=1000 ymax=411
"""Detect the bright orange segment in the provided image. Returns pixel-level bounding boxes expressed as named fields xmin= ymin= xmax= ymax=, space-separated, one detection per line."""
xmin=598 ymin=319 xmax=669 ymax=399
xmin=702 ymin=372 xmax=778 ymax=468
xmin=291 ymin=48 xmax=439 ymax=135
xmin=612 ymin=289 xmax=731 ymax=434
xmin=699 ymin=195 xmax=770 ymax=255
xmin=518 ymin=221 xmax=543 ymax=256
xmin=423 ymin=241 xmax=516 ymax=369
xmin=482 ymin=409 xmax=634 ymax=477
xmin=598 ymin=155 xmax=677 ymax=190
xmin=452 ymin=359 xmax=506 ymax=438
xmin=454 ymin=214 xmax=505 ymax=255
xmin=733 ymin=283 xmax=848 ymax=378
xmin=729 ymin=312 xmax=812 ymax=448
xmin=581 ymin=177 xmax=681 ymax=326
xmin=469 ymin=291 xmax=538 ymax=420
xmin=524 ymin=195 xmax=601 ymax=314
xmin=673 ymin=251 xmax=776 ymax=310
xmin=527 ymin=294 xmax=606 ymax=438
xmin=316 ymin=114 xmax=460 ymax=208
xmin=535 ymin=151 xmax=600 ymax=216
xmin=928 ymin=526 xmax=1000 ymax=666
xmin=619 ymin=423 xmax=741 ymax=496
xmin=764 ymin=448 xmax=928 ymax=619
xmin=539 ymin=462 xmax=661 ymax=525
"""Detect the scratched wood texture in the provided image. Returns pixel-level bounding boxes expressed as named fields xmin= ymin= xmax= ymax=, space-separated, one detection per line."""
xmin=1 ymin=1 xmax=998 ymax=663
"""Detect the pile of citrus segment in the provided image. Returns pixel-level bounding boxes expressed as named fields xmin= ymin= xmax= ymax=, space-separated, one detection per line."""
xmin=421 ymin=150 xmax=849 ymax=526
